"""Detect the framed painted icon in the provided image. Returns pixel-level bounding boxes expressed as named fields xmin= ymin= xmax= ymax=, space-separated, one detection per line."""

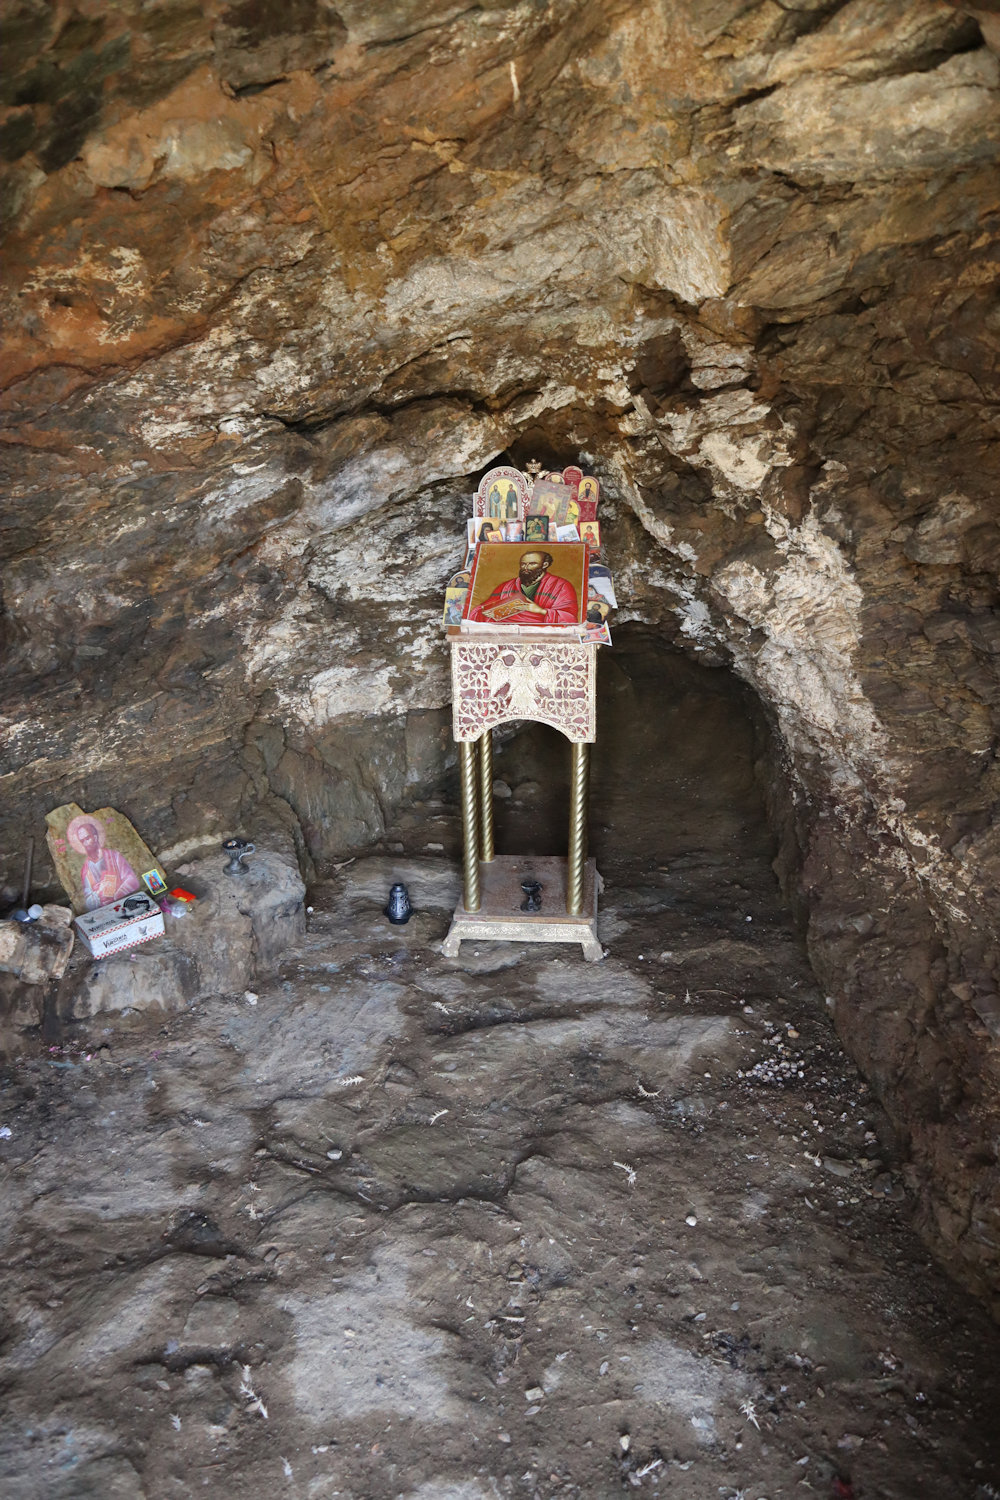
xmin=475 ymin=465 xmax=531 ymax=521
xmin=576 ymin=475 xmax=600 ymax=524
xmin=462 ymin=541 xmax=589 ymax=629
xmin=529 ymin=478 xmax=579 ymax=529
xmin=524 ymin=513 xmax=549 ymax=543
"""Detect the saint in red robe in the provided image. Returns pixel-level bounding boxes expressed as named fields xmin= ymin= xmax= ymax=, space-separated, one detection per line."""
xmin=469 ymin=570 xmax=579 ymax=626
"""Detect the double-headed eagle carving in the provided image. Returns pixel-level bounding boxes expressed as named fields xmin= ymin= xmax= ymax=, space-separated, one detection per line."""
xmin=487 ymin=648 xmax=556 ymax=717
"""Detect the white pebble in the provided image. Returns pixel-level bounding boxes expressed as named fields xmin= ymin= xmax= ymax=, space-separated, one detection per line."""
xmin=685 ymin=1215 xmax=697 ymax=1227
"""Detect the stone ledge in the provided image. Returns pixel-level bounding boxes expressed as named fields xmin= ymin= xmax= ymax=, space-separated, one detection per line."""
xmin=0 ymin=848 xmax=305 ymax=1045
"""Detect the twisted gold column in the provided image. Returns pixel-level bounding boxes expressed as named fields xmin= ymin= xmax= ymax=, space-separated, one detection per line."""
xmin=478 ymin=729 xmax=495 ymax=863
xmin=566 ymin=740 xmax=590 ymax=916
xmin=459 ymin=739 xmax=481 ymax=912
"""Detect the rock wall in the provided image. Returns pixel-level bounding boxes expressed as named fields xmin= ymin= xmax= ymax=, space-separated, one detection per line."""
xmin=1 ymin=2 xmax=999 ymax=1303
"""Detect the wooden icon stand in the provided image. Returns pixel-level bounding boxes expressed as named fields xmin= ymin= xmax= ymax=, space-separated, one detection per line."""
xmin=441 ymin=631 xmax=603 ymax=962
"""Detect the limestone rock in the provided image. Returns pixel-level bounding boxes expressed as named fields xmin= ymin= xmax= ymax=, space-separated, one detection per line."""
xmin=53 ymin=848 xmax=305 ymax=1023
xmin=0 ymin=904 xmax=74 ymax=983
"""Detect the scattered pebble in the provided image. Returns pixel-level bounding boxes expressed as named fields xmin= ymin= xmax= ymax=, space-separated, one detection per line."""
xmin=244 ymin=991 xmax=258 ymax=1006
xmin=685 ymin=1215 xmax=698 ymax=1227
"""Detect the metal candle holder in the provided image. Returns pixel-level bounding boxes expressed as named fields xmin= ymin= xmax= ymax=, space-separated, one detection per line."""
xmin=222 ymin=837 xmax=255 ymax=875
xmin=520 ymin=880 xmax=543 ymax=913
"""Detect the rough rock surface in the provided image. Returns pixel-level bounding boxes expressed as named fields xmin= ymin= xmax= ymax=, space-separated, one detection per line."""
xmin=0 ymin=904 xmax=74 ymax=985
xmin=1 ymin=3 xmax=999 ymax=1304
xmin=0 ymin=847 xmax=305 ymax=1037
xmin=1 ymin=843 xmax=999 ymax=1499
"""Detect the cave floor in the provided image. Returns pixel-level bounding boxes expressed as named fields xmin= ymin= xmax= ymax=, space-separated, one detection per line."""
xmin=2 ymin=845 xmax=1000 ymax=1500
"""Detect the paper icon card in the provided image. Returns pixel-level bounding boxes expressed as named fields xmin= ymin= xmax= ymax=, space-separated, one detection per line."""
xmin=468 ymin=516 xmax=505 ymax=548
xmin=46 ymin=803 xmax=168 ymax=915
xmin=580 ymin=620 xmax=612 ymax=646
xmin=585 ymin=586 xmax=612 ymax=624
xmin=475 ymin=466 xmax=530 ymax=521
xmin=442 ymin=587 xmax=468 ymax=627
xmin=462 ymin=541 xmax=589 ymax=628
xmin=588 ymin=564 xmax=617 ymax=608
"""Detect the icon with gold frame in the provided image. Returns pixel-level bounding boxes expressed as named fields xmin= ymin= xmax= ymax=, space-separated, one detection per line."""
xmin=462 ymin=541 xmax=589 ymax=629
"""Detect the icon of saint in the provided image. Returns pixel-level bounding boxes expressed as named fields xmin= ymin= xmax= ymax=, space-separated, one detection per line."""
xmin=66 ymin=814 xmax=142 ymax=911
xmin=469 ymin=550 xmax=579 ymax=626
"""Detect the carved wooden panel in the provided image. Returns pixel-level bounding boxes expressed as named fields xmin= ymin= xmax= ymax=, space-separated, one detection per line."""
xmin=450 ymin=636 xmax=597 ymax=743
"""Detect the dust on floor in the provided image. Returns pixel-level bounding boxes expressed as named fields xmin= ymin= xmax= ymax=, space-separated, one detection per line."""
xmin=1 ymin=849 xmax=999 ymax=1500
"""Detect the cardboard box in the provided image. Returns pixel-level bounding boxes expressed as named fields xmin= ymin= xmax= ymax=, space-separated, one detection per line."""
xmin=74 ymin=893 xmax=165 ymax=958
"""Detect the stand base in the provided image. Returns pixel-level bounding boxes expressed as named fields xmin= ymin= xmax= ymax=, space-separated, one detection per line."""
xmin=442 ymin=855 xmax=603 ymax=962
